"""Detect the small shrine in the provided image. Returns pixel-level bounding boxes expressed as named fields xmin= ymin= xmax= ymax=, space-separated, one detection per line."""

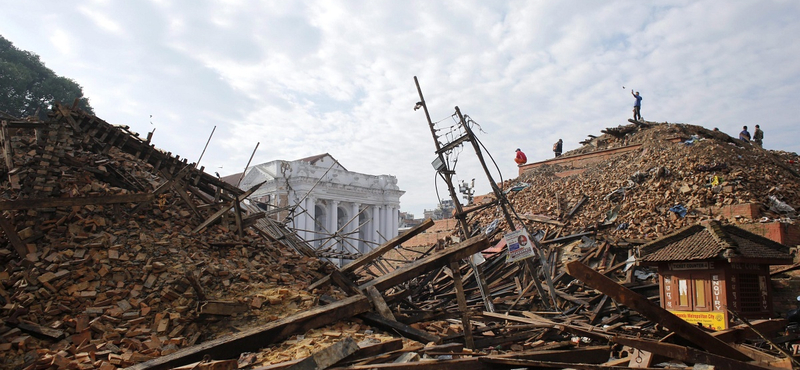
xmin=637 ymin=221 xmax=792 ymax=330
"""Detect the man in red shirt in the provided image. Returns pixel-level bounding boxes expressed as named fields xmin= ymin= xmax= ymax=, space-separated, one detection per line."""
xmin=515 ymin=148 xmax=527 ymax=165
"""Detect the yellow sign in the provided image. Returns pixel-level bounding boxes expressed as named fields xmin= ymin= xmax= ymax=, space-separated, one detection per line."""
xmin=669 ymin=310 xmax=727 ymax=330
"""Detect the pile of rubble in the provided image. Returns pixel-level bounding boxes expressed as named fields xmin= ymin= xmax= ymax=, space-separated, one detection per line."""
xmin=2 ymin=105 xmax=800 ymax=370
xmin=487 ymin=121 xmax=800 ymax=241
xmin=0 ymin=105 xmax=339 ymax=369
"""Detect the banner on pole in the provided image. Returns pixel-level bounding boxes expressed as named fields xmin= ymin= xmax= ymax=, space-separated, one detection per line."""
xmin=504 ymin=229 xmax=535 ymax=263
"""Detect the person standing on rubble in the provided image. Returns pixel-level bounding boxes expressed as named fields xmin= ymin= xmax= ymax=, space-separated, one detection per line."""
xmin=553 ymin=139 xmax=563 ymax=157
xmin=631 ymin=90 xmax=643 ymax=121
xmin=753 ymin=125 xmax=764 ymax=147
xmin=514 ymin=148 xmax=527 ymax=165
xmin=739 ymin=125 xmax=751 ymax=141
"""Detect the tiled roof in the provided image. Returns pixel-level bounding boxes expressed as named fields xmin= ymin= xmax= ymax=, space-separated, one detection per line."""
xmin=402 ymin=219 xmax=458 ymax=248
xmin=639 ymin=221 xmax=791 ymax=263
xmin=219 ymin=172 xmax=243 ymax=187
xmin=296 ymin=153 xmax=330 ymax=164
xmin=295 ymin=153 xmax=348 ymax=171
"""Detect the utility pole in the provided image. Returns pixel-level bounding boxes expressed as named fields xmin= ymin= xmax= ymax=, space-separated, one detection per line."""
xmin=415 ymin=76 xmax=487 ymax=349
xmin=415 ymin=79 xmax=494 ymax=309
xmin=454 ymin=108 xmax=559 ymax=309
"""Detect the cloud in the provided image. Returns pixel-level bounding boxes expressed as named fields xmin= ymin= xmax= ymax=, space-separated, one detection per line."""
xmin=1 ymin=0 xmax=799 ymax=217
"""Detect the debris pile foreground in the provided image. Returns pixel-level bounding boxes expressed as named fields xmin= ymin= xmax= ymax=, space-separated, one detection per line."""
xmin=1 ymin=108 xmax=800 ymax=369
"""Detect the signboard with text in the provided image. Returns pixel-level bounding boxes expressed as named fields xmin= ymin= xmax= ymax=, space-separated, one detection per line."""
xmin=504 ymin=229 xmax=535 ymax=263
xmin=669 ymin=310 xmax=728 ymax=330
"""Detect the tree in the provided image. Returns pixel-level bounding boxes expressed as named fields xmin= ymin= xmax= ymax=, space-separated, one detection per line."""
xmin=0 ymin=35 xmax=94 ymax=120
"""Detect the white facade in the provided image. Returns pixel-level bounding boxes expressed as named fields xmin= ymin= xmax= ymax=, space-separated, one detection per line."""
xmin=234 ymin=154 xmax=404 ymax=259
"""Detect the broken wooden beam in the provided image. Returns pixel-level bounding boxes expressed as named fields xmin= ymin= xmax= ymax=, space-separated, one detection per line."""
xmin=127 ymin=295 xmax=370 ymax=370
xmin=0 ymin=193 xmax=154 ymax=211
xmin=335 ymin=357 xmax=490 ymax=370
xmin=450 ymin=261 xmax=474 ymax=349
xmin=564 ymin=260 xmax=751 ymax=362
xmin=612 ymin=335 xmax=772 ymax=370
xmin=522 ymin=214 xmax=565 ymax=227
xmin=285 ymin=337 xmax=360 ymax=370
xmin=0 ymin=214 xmax=28 ymax=258
xmin=484 ymin=346 xmax=613 ymax=365
xmin=171 ymin=359 xmax=238 ymax=370
xmin=359 ymin=234 xmax=489 ymax=292
xmin=192 ymin=181 xmax=265 ymax=233
xmin=365 ymin=286 xmax=396 ymax=321
xmin=341 ymin=218 xmax=434 ymax=274
xmin=320 ymin=295 xmax=440 ymax=345
xmin=14 ymin=321 xmax=66 ymax=340
xmin=252 ymin=339 xmax=404 ymax=370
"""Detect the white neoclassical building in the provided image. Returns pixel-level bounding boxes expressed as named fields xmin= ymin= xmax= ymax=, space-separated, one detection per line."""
xmin=224 ymin=154 xmax=404 ymax=260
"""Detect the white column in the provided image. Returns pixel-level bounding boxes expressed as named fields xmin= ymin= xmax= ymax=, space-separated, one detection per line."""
xmin=329 ymin=200 xmax=339 ymax=233
xmin=329 ymin=200 xmax=339 ymax=252
xmin=372 ymin=205 xmax=381 ymax=244
xmin=390 ymin=206 xmax=398 ymax=238
xmin=350 ymin=202 xmax=360 ymax=241
xmin=380 ymin=205 xmax=388 ymax=242
xmin=305 ymin=196 xmax=316 ymax=242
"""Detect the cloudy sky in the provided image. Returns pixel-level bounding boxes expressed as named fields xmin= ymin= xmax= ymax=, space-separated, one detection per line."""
xmin=2 ymin=0 xmax=798 ymax=217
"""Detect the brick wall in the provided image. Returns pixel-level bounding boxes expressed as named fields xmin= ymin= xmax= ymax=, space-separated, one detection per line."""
xmin=740 ymin=222 xmax=800 ymax=247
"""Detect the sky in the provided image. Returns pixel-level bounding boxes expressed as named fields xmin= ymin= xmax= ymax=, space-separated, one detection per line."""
xmin=2 ymin=0 xmax=799 ymax=218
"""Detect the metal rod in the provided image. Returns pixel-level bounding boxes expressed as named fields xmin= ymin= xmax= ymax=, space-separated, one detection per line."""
xmin=196 ymin=125 xmax=216 ymax=168
xmin=237 ymin=142 xmax=259 ymax=187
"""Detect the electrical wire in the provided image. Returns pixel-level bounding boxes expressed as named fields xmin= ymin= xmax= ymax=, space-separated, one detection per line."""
xmin=465 ymin=115 xmax=506 ymax=190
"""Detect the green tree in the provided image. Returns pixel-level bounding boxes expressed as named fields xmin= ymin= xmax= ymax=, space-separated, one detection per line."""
xmin=0 ymin=35 xmax=94 ymax=120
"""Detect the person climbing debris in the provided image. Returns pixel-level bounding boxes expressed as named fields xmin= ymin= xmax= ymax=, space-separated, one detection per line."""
xmin=514 ymin=148 xmax=527 ymax=165
xmin=739 ymin=125 xmax=751 ymax=141
xmin=631 ymin=90 xmax=643 ymax=121
xmin=553 ymin=139 xmax=563 ymax=157
xmin=753 ymin=124 xmax=764 ymax=147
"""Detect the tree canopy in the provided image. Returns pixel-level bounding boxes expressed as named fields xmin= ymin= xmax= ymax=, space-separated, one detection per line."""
xmin=0 ymin=35 xmax=94 ymax=120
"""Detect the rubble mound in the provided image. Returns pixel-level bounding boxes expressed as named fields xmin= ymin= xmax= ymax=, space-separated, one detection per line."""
xmin=0 ymin=110 xmax=332 ymax=369
xmin=492 ymin=122 xmax=799 ymax=241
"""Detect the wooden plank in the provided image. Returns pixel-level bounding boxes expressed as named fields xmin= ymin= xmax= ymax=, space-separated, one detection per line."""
xmin=612 ymin=336 xmax=772 ymax=370
xmin=330 ymin=270 xmax=361 ymax=296
xmin=480 ymin=312 xmax=555 ymax=327
xmin=565 ymin=260 xmax=751 ymax=362
xmin=449 ymin=261 xmax=474 ymax=349
xmin=198 ymin=301 xmax=248 ymax=316
xmin=359 ymin=234 xmax=488 ymax=292
xmin=482 ymin=358 xmax=661 ymax=370
xmin=522 ymin=214 xmax=565 ymax=227
xmin=341 ymin=339 xmax=404 ymax=364
xmin=487 ymin=346 xmax=613 ymax=364
xmin=0 ymin=215 xmax=28 ymax=257
xmin=365 ymin=286 xmax=396 ymax=321
xmin=341 ymin=218 xmax=434 ymax=274
xmin=131 ymin=165 xmax=193 ymax=214
xmin=355 ymin=311 xmax=440 ymax=345
xmin=285 ymin=337 xmax=360 ymax=370
xmin=392 ymin=352 xmax=419 ymax=363
xmin=322 ymin=296 xmax=441 ymax=345
xmin=14 ymin=322 xmax=66 ymax=340
xmin=336 ymin=357 xmax=490 ymax=370
xmin=566 ymin=195 xmax=589 ymax=219
xmin=171 ymin=359 xmax=238 ymax=370
xmin=126 ymin=295 xmax=370 ymax=370
xmin=712 ymin=319 xmax=786 ymax=343
xmin=0 ymin=193 xmax=154 ymax=211
xmin=253 ymin=339 xmax=405 ymax=370
xmin=192 ymin=181 xmax=265 ymax=233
